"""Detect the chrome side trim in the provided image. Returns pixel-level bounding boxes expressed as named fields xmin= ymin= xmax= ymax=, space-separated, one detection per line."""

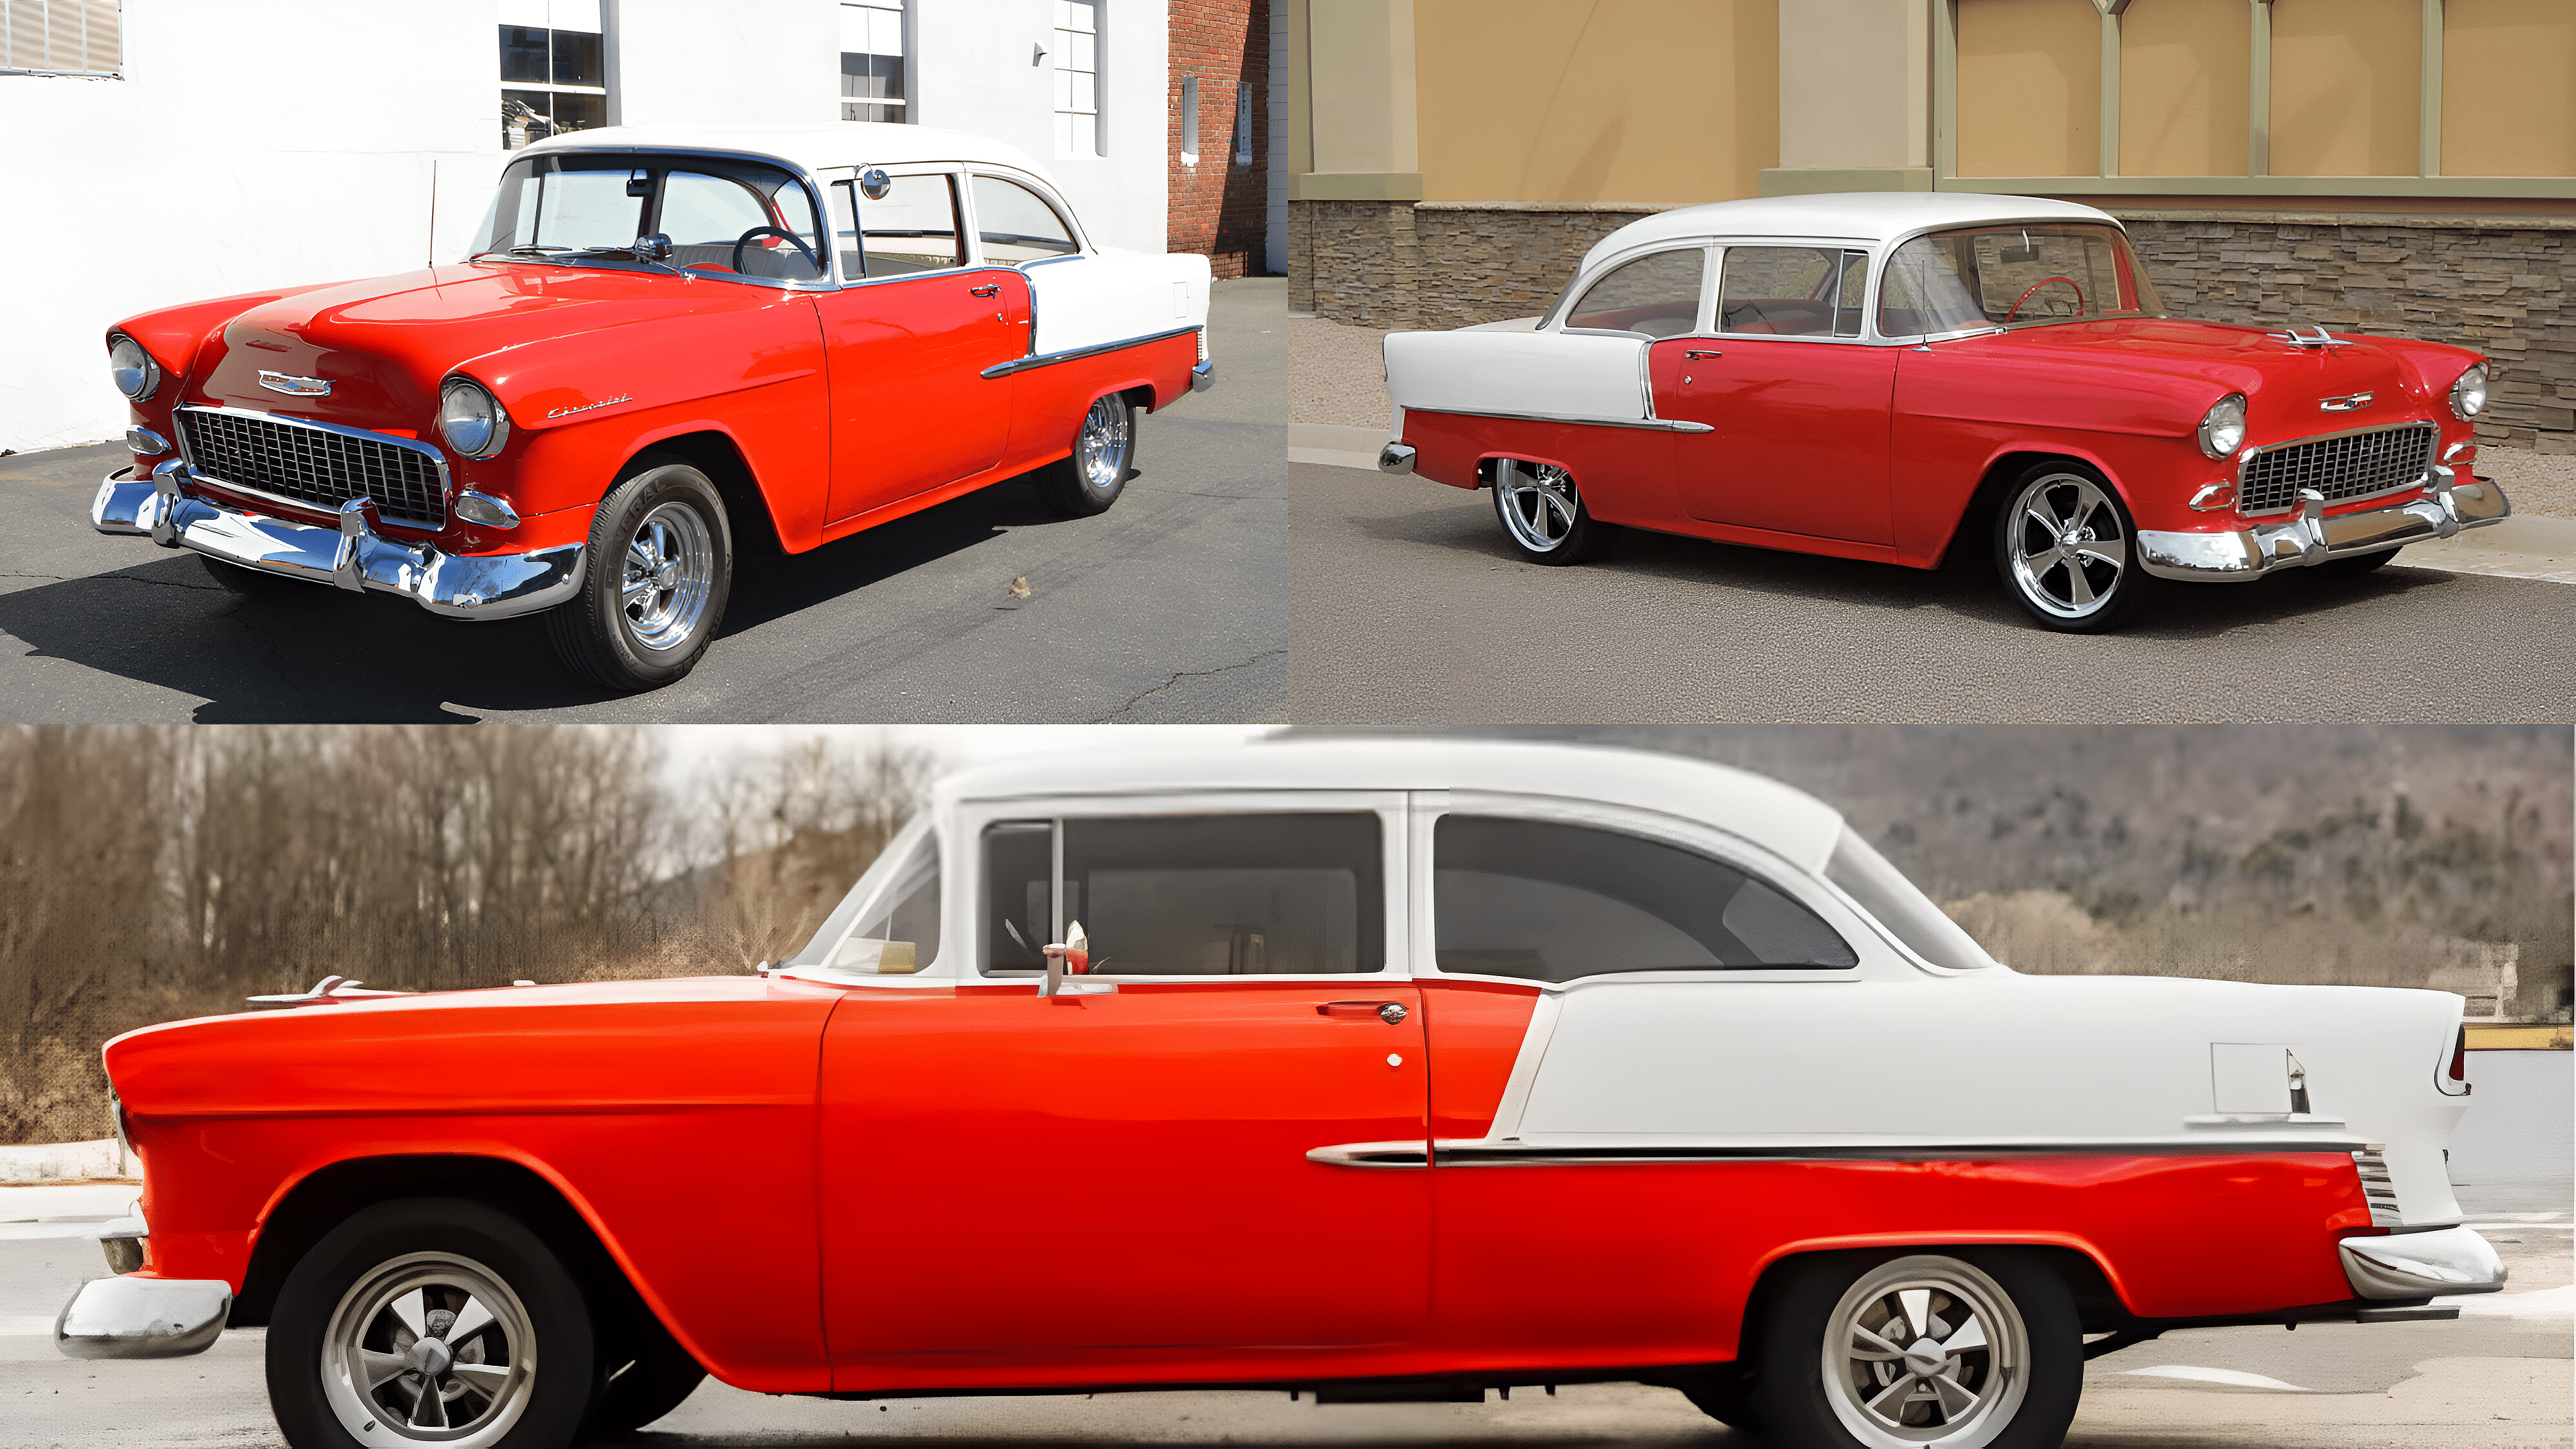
xmin=1406 ymin=406 xmax=1715 ymax=433
xmin=55 ymin=1277 xmax=231 ymax=1360
xmin=2137 ymin=475 xmax=2508 ymax=582
xmin=1305 ymin=1140 xmax=1430 ymax=1169
xmin=979 ymin=324 xmax=1202 ymax=379
xmin=1306 ymin=1135 xmax=2369 ymax=1168
xmin=2352 ymin=1147 xmax=2404 ymax=1227
xmin=2341 ymin=1225 xmax=2506 ymax=1299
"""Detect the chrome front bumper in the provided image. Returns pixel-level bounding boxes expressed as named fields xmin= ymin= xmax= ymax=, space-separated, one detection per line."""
xmin=2138 ymin=470 xmax=2509 ymax=582
xmin=2341 ymin=1224 xmax=2509 ymax=1299
xmin=92 ymin=463 xmax=584 ymax=621
xmin=55 ymin=1275 xmax=231 ymax=1359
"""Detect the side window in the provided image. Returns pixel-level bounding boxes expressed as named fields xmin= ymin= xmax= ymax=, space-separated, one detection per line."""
xmin=1565 ymin=248 xmax=1704 ymax=336
xmin=971 ymin=175 xmax=1079 ymax=264
xmin=981 ymin=814 xmax=1383 ymax=975
xmin=661 ymin=171 xmax=822 ymax=280
xmin=1719 ymin=246 xmax=1868 ymax=337
xmin=1433 ymin=814 xmax=1857 ymax=981
xmin=858 ymin=172 xmax=967 ymax=276
xmin=828 ymin=828 xmax=940 ymax=973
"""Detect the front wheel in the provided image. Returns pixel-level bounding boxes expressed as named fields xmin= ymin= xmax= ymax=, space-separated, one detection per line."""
xmin=2310 ymin=547 xmax=2400 ymax=577
xmin=1747 ymin=1252 xmax=2082 ymax=1449
xmin=266 ymin=1197 xmax=595 ymax=1449
xmin=590 ymin=1309 xmax=708 ymax=1436
xmin=545 ymin=462 xmax=733 ymax=692
xmin=1034 ymin=392 xmax=1134 ymax=517
xmin=1993 ymin=462 xmax=2153 ymax=632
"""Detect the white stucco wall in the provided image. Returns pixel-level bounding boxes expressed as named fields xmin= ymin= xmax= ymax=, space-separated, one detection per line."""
xmin=0 ymin=0 xmax=1173 ymax=453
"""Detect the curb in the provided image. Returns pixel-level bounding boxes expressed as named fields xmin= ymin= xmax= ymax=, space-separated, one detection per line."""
xmin=0 ymin=1137 xmax=136 ymax=1185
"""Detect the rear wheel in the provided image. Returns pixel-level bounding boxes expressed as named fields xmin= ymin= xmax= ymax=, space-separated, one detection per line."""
xmin=1746 ymin=1252 xmax=2082 ymax=1449
xmin=544 ymin=462 xmax=733 ymax=692
xmin=266 ymin=1197 xmax=594 ymax=1449
xmin=1034 ymin=392 xmax=1134 ymax=517
xmin=1492 ymin=459 xmax=1615 ymax=564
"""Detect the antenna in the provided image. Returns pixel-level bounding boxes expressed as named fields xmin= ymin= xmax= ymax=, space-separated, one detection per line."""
xmin=427 ymin=159 xmax=439 ymax=269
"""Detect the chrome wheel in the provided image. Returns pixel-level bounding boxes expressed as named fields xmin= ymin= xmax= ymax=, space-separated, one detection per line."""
xmin=1076 ymin=394 xmax=1131 ymax=491
xmin=1821 ymin=1256 xmax=2029 ymax=1449
xmin=619 ymin=500 xmax=715 ymax=652
xmin=1497 ymin=460 xmax=1581 ymax=552
xmin=2006 ymin=472 xmax=2129 ymax=621
xmin=320 ymin=1251 xmax=535 ymax=1447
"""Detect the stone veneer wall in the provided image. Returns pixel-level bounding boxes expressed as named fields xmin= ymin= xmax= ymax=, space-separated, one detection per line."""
xmin=1292 ymin=201 xmax=2575 ymax=451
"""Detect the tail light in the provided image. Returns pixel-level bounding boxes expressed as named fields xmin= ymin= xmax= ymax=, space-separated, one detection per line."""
xmin=2436 ymin=1024 xmax=2472 ymax=1097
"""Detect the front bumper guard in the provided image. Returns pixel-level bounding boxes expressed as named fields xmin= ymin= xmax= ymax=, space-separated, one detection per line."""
xmin=55 ymin=1275 xmax=231 ymax=1359
xmin=2138 ymin=470 xmax=2509 ymax=582
xmin=2341 ymin=1224 xmax=2508 ymax=1299
xmin=92 ymin=463 xmax=584 ymax=621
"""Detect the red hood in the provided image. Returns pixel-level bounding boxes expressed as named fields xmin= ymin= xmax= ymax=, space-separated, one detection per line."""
xmin=187 ymin=262 xmax=790 ymax=433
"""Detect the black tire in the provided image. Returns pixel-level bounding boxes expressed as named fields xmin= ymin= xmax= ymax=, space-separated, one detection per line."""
xmin=590 ymin=1309 xmax=708 ymax=1436
xmin=1676 ymin=1364 xmax=1765 ymax=1434
xmin=200 ymin=553 xmax=318 ymax=598
xmin=1034 ymin=392 xmax=1134 ymax=517
xmin=1491 ymin=458 xmax=1616 ymax=565
xmin=2310 ymin=547 xmax=2401 ymax=577
xmin=266 ymin=1197 xmax=595 ymax=1449
xmin=1992 ymin=460 xmax=2155 ymax=632
xmin=1746 ymin=1250 xmax=2082 ymax=1449
xmin=543 ymin=462 xmax=733 ymax=692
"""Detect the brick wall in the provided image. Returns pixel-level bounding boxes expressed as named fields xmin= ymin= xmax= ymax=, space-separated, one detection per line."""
xmin=1292 ymin=200 xmax=2575 ymax=451
xmin=1169 ymin=0 xmax=1269 ymax=277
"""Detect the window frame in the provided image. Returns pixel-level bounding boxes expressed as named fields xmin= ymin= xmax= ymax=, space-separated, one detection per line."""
xmin=837 ymin=0 xmax=910 ymax=124
xmin=476 ymin=148 xmax=837 ymax=292
xmin=961 ymin=168 xmax=1094 ymax=269
xmin=782 ymin=813 xmax=952 ymax=983
xmin=499 ymin=23 xmax=609 ymax=151
xmin=1711 ymin=241 xmax=1880 ymax=345
xmin=962 ymin=790 xmax=1413 ymax=984
xmin=1546 ymin=242 xmax=1717 ymax=339
xmin=818 ymin=163 xmax=982 ymax=286
xmin=1409 ymin=790 xmax=1892 ymax=988
xmin=2 ymin=0 xmax=121 ymax=77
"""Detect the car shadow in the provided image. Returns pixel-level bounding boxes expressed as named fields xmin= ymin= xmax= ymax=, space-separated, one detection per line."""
xmin=0 ymin=473 xmax=1067 ymax=722
xmin=1350 ymin=501 xmax=2459 ymax=641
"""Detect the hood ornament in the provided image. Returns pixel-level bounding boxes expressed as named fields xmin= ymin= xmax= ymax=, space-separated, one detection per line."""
xmin=2267 ymin=324 xmax=2349 ymax=349
xmin=2320 ymin=391 xmax=2374 ymax=413
xmin=257 ymin=370 xmax=331 ymax=396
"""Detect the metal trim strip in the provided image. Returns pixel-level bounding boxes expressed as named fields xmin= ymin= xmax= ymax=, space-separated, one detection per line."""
xmin=1406 ymin=406 xmax=1716 ymax=433
xmin=979 ymin=325 xmax=1202 ymax=380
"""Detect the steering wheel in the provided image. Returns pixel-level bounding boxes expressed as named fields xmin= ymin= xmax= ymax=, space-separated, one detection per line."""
xmin=731 ymin=226 xmax=821 ymax=278
xmin=2006 ymin=275 xmax=2085 ymax=323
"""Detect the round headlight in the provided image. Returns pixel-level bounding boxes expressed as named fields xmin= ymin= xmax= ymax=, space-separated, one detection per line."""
xmin=108 ymin=334 xmax=159 ymax=401
xmin=2197 ymin=392 xmax=2247 ymax=459
xmin=439 ymin=378 xmax=511 ymax=460
xmin=2449 ymin=362 xmax=2489 ymax=420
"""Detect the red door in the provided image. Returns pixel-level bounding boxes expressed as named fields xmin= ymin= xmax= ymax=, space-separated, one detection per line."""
xmin=814 ymin=268 xmax=1030 ymax=524
xmin=1650 ymin=337 xmax=1898 ymax=546
xmin=818 ymin=979 xmax=1429 ymax=1377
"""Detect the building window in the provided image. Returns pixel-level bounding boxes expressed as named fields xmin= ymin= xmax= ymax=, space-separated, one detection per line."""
xmin=3 ymin=0 xmax=121 ymax=76
xmin=1055 ymin=0 xmax=1101 ymax=158
xmin=500 ymin=19 xmax=607 ymax=150
xmin=840 ymin=0 xmax=906 ymax=123
xmin=1232 ymin=80 xmax=1250 ymax=164
xmin=1179 ymin=74 xmax=1199 ymax=166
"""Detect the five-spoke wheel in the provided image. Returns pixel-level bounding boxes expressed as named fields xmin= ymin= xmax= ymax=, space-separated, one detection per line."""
xmin=1492 ymin=458 xmax=1613 ymax=564
xmin=1995 ymin=462 xmax=2150 ymax=631
xmin=325 ymin=1253 xmax=533 ymax=1440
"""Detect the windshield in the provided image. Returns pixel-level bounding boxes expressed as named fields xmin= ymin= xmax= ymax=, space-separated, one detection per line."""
xmin=470 ymin=152 xmax=826 ymax=284
xmin=786 ymin=815 xmax=938 ymax=973
xmin=1878 ymin=223 xmax=2161 ymax=337
xmin=1823 ymin=829 xmax=2000 ymax=972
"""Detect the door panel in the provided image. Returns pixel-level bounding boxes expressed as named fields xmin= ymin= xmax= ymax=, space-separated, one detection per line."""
xmin=814 ymin=268 xmax=1029 ymax=523
xmin=818 ymin=979 xmax=1429 ymax=1366
xmin=1651 ymin=338 xmax=1898 ymax=545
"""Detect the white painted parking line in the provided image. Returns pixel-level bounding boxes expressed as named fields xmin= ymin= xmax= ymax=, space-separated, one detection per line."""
xmin=1 ymin=1313 xmax=62 ymax=1336
xmin=0 ymin=1215 xmax=143 ymax=1242
xmin=2439 ymin=1285 xmax=2576 ymax=1317
xmin=2118 ymin=1365 xmax=2314 ymax=1391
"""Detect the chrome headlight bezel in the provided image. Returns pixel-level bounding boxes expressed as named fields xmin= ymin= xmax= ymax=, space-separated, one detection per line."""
xmin=2197 ymin=392 xmax=2248 ymax=460
xmin=108 ymin=333 xmax=160 ymax=402
xmin=438 ymin=376 xmax=511 ymax=460
xmin=2449 ymin=362 xmax=2489 ymax=421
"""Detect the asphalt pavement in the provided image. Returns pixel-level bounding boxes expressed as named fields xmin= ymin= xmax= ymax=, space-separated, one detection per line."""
xmin=0 ymin=281 xmax=1286 ymax=724
xmin=1288 ymin=462 xmax=2576 ymax=724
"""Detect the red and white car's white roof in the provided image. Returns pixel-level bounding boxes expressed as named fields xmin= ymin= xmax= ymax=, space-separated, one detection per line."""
xmin=1578 ymin=191 xmax=2124 ymax=272
xmin=518 ymin=120 xmax=1057 ymax=185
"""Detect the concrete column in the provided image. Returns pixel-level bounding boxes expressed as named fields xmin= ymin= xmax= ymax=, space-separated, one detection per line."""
xmin=1764 ymin=0 xmax=1935 ymax=195
xmin=1289 ymin=0 xmax=1420 ymax=201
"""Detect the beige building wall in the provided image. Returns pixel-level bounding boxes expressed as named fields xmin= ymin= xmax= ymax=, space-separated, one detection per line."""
xmin=1294 ymin=0 xmax=1420 ymax=199
xmin=2445 ymin=0 xmax=2576 ymax=178
xmin=1411 ymin=0 xmax=1776 ymax=204
xmin=1955 ymin=0 xmax=2100 ymax=178
xmin=2269 ymin=0 xmax=2420 ymax=177
xmin=2118 ymin=0 xmax=2249 ymax=178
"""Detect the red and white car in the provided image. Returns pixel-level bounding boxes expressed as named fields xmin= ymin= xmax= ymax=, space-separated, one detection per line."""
xmin=58 ymin=739 xmax=2504 ymax=1449
xmin=89 ymin=122 xmax=1212 ymax=690
xmin=1377 ymin=194 xmax=2506 ymax=631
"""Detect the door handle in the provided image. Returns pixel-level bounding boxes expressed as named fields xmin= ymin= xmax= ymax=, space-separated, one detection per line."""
xmin=1318 ymin=1001 xmax=1408 ymax=1024
xmin=1684 ymin=349 xmax=1723 ymax=360
xmin=969 ymin=283 xmax=1001 ymax=297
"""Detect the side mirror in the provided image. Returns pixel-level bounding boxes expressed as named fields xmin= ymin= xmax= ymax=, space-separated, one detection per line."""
xmin=632 ymin=232 xmax=674 ymax=262
xmin=859 ymin=167 xmax=892 ymax=201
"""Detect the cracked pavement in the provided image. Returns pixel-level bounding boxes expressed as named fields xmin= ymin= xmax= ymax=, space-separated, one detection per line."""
xmin=0 ymin=281 xmax=1287 ymax=724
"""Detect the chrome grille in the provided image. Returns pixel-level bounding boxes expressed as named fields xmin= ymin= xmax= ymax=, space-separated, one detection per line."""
xmin=177 ymin=408 xmax=447 ymax=529
xmin=2351 ymin=1147 xmax=2402 ymax=1226
xmin=2238 ymin=424 xmax=2434 ymax=517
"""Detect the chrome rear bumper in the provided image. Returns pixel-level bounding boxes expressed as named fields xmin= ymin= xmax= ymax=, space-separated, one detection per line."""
xmin=55 ymin=1275 xmax=231 ymax=1359
xmin=92 ymin=464 xmax=584 ymax=621
xmin=1191 ymin=359 xmax=1215 ymax=393
xmin=2341 ymin=1224 xmax=2508 ymax=1299
xmin=2138 ymin=471 xmax=2508 ymax=582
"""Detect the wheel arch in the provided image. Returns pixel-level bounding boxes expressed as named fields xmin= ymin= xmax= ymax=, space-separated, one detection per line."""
xmin=618 ymin=427 xmax=783 ymax=557
xmin=1731 ymin=1236 xmax=2136 ymax=1364
xmin=1931 ymin=447 xmax=2132 ymax=572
